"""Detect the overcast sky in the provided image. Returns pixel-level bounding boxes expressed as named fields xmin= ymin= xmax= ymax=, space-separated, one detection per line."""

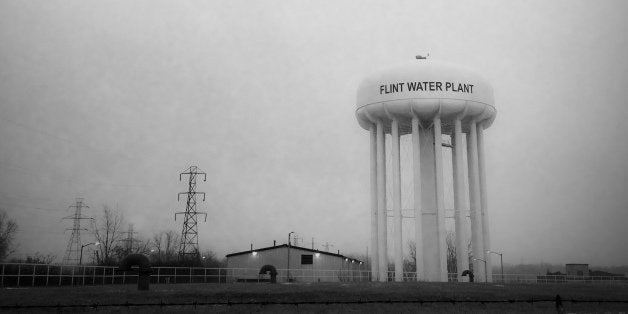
xmin=1 ymin=0 xmax=627 ymax=267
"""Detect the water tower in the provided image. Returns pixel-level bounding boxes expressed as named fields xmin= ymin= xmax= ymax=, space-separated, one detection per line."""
xmin=355 ymin=57 xmax=496 ymax=282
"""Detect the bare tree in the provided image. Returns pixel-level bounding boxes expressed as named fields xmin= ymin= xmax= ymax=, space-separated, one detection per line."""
xmin=0 ymin=210 xmax=18 ymax=262
xmin=163 ymin=230 xmax=179 ymax=263
xmin=199 ymin=249 xmax=226 ymax=268
xmin=150 ymin=230 xmax=180 ymax=266
xmin=404 ymin=242 xmax=417 ymax=272
xmin=10 ymin=252 xmax=55 ymax=264
xmin=132 ymin=237 xmax=152 ymax=255
xmin=93 ymin=206 xmax=124 ymax=265
xmin=404 ymin=232 xmax=458 ymax=274
xmin=152 ymin=232 xmax=163 ymax=264
xmin=446 ymin=232 xmax=457 ymax=274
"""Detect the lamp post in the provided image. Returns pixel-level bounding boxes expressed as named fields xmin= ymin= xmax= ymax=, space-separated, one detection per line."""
xmin=472 ymin=258 xmax=487 ymax=283
xmin=487 ymin=250 xmax=504 ymax=283
xmin=287 ymin=231 xmax=294 ymax=282
xmin=80 ymin=242 xmax=100 ymax=265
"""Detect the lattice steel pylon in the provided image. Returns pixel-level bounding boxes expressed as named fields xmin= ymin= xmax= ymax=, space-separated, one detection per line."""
xmin=175 ymin=166 xmax=208 ymax=261
xmin=62 ymin=198 xmax=92 ymax=265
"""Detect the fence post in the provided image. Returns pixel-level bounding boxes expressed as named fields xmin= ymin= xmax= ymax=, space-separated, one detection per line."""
xmin=1 ymin=264 xmax=4 ymax=287
xmin=123 ymin=270 xmax=126 ymax=284
xmin=92 ymin=266 xmax=95 ymax=285
xmin=189 ymin=267 xmax=192 ymax=284
xmin=17 ymin=264 xmax=21 ymax=287
xmin=46 ymin=265 xmax=50 ymax=286
xmin=82 ymin=266 xmax=86 ymax=286
xmin=32 ymin=264 xmax=36 ymax=287
xmin=157 ymin=267 xmax=160 ymax=284
xmin=59 ymin=265 xmax=62 ymax=286
xmin=204 ymin=268 xmax=207 ymax=283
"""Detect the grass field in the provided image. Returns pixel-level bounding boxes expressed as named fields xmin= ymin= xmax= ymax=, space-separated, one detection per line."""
xmin=1 ymin=282 xmax=628 ymax=313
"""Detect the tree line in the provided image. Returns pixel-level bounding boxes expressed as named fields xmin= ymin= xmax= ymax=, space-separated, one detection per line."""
xmin=0 ymin=207 xmax=224 ymax=267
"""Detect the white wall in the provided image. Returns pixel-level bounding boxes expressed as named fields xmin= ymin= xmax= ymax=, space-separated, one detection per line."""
xmin=226 ymin=247 xmax=365 ymax=282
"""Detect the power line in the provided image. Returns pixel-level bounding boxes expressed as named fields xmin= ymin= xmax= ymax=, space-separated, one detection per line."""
xmin=0 ymin=160 xmax=155 ymax=189
xmin=0 ymin=115 xmax=135 ymax=161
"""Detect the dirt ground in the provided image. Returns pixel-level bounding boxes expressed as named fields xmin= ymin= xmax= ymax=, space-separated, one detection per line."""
xmin=1 ymin=281 xmax=627 ymax=313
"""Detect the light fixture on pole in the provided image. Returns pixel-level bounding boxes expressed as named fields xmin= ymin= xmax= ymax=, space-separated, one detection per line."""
xmin=487 ymin=250 xmax=504 ymax=283
xmin=472 ymin=258 xmax=487 ymax=283
xmin=80 ymin=242 xmax=100 ymax=265
xmin=287 ymin=231 xmax=295 ymax=282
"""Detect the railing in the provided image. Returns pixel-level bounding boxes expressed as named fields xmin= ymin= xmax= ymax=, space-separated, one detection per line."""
xmin=0 ymin=263 xmax=370 ymax=287
xmin=1 ymin=263 xmax=625 ymax=287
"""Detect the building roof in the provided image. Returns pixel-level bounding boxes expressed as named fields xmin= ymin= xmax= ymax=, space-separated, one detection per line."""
xmin=225 ymin=244 xmax=363 ymax=263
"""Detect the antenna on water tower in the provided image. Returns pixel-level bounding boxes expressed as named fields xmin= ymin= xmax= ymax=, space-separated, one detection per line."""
xmin=416 ymin=53 xmax=429 ymax=59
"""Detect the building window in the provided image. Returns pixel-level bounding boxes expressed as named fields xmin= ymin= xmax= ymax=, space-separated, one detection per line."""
xmin=301 ymin=254 xmax=313 ymax=265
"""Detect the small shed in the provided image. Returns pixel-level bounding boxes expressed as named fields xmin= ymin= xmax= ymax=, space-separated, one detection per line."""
xmin=566 ymin=264 xmax=589 ymax=276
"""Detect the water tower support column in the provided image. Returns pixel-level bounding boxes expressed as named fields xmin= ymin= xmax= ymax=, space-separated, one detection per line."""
xmin=411 ymin=117 xmax=424 ymax=281
xmin=433 ymin=117 xmax=448 ymax=282
xmin=477 ymin=123 xmax=492 ymax=282
xmin=392 ymin=119 xmax=403 ymax=282
xmin=452 ymin=119 xmax=470 ymax=282
xmin=376 ymin=120 xmax=388 ymax=282
xmin=369 ymin=125 xmax=379 ymax=281
xmin=467 ymin=121 xmax=485 ymax=282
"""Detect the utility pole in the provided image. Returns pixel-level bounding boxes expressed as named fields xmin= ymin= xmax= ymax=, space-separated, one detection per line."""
xmin=293 ymin=234 xmax=303 ymax=246
xmin=62 ymin=198 xmax=93 ymax=265
xmin=175 ymin=166 xmax=208 ymax=262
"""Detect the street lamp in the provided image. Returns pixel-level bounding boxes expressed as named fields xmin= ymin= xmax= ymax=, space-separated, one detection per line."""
xmin=472 ymin=258 xmax=487 ymax=283
xmin=487 ymin=250 xmax=504 ymax=283
xmin=287 ymin=231 xmax=294 ymax=282
xmin=80 ymin=242 xmax=100 ymax=265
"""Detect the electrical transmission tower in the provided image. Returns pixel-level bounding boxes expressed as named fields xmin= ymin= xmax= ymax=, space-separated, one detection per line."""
xmin=175 ymin=166 xmax=208 ymax=261
xmin=62 ymin=198 xmax=93 ymax=265
xmin=120 ymin=223 xmax=138 ymax=255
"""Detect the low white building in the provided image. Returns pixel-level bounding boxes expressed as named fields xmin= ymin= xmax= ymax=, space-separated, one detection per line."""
xmin=226 ymin=244 xmax=366 ymax=283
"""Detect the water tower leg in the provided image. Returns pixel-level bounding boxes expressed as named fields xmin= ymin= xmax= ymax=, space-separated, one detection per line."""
xmin=453 ymin=119 xmax=470 ymax=282
xmin=369 ymin=125 xmax=379 ymax=282
xmin=392 ymin=119 xmax=403 ymax=282
xmin=433 ymin=117 xmax=448 ymax=282
xmin=376 ymin=121 xmax=388 ymax=282
xmin=419 ymin=125 xmax=438 ymax=281
xmin=477 ymin=123 xmax=492 ymax=282
xmin=411 ymin=117 xmax=424 ymax=281
xmin=467 ymin=121 xmax=485 ymax=282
